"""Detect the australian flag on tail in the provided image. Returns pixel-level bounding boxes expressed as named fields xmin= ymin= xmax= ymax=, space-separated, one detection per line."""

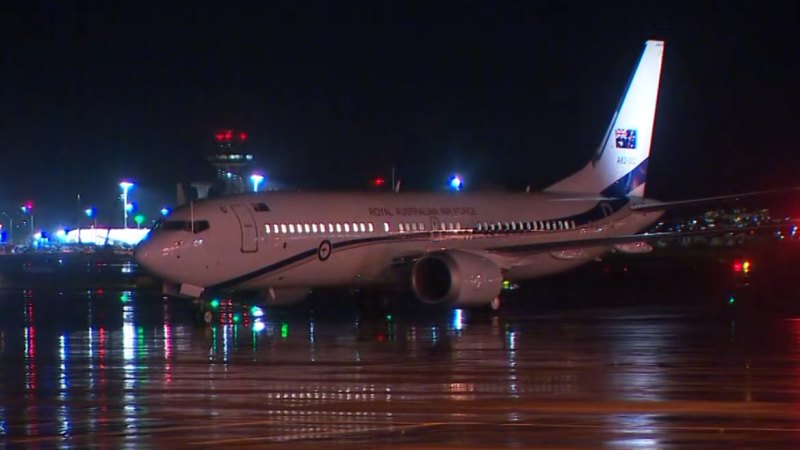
xmin=614 ymin=129 xmax=637 ymax=149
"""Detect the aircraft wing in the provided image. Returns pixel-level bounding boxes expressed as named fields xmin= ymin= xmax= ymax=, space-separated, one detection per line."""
xmin=629 ymin=187 xmax=800 ymax=213
xmin=485 ymin=222 xmax=796 ymax=256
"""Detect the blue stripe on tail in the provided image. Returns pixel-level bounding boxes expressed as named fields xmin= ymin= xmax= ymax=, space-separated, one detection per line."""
xmin=600 ymin=158 xmax=649 ymax=198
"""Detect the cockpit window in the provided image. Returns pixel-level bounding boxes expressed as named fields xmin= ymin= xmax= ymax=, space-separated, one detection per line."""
xmin=158 ymin=220 xmax=210 ymax=233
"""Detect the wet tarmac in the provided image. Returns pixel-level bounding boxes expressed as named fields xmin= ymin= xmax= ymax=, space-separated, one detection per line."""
xmin=3 ymin=250 xmax=800 ymax=448
xmin=1 ymin=295 xmax=800 ymax=449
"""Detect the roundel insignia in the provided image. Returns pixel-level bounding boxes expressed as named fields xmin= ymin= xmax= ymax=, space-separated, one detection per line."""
xmin=318 ymin=240 xmax=332 ymax=261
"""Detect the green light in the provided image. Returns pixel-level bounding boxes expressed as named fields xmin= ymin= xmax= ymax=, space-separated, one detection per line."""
xmin=385 ymin=314 xmax=393 ymax=322
xmin=233 ymin=313 xmax=241 ymax=323
xmin=502 ymin=279 xmax=511 ymax=289
xmin=134 ymin=214 xmax=145 ymax=226
xmin=280 ymin=322 xmax=289 ymax=339
xmin=120 ymin=292 xmax=129 ymax=303
xmin=210 ymin=299 xmax=220 ymax=309
xmin=728 ymin=296 xmax=736 ymax=305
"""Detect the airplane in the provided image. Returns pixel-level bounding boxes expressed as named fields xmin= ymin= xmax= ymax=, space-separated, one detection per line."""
xmin=133 ymin=40 xmax=717 ymax=317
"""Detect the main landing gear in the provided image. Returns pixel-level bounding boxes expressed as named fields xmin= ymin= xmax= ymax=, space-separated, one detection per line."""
xmin=193 ymin=298 xmax=217 ymax=325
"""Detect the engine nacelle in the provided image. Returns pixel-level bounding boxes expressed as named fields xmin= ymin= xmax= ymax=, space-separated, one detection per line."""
xmin=411 ymin=251 xmax=503 ymax=307
xmin=263 ymin=287 xmax=312 ymax=306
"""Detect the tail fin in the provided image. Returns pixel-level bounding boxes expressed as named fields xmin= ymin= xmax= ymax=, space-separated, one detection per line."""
xmin=546 ymin=40 xmax=664 ymax=198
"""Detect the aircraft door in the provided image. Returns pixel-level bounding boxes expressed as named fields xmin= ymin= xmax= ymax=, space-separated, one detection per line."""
xmin=231 ymin=204 xmax=259 ymax=253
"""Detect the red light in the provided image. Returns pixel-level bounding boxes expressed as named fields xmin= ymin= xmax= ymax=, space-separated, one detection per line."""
xmin=225 ymin=130 xmax=232 ymax=140
xmin=215 ymin=133 xmax=224 ymax=141
xmin=25 ymin=202 xmax=33 ymax=209
xmin=373 ymin=177 xmax=385 ymax=187
xmin=733 ymin=261 xmax=743 ymax=273
xmin=239 ymin=132 xmax=247 ymax=141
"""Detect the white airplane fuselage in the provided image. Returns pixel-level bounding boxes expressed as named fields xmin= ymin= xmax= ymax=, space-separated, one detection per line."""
xmin=135 ymin=191 xmax=662 ymax=292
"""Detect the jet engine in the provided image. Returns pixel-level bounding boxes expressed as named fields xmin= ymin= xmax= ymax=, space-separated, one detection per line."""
xmin=411 ymin=251 xmax=503 ymax=307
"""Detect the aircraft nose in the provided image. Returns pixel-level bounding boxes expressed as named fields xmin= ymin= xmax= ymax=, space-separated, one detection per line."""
xmin=133 ymin=242 xmax=152 ymax=271
xmin=134 ymin=239 xmax=165 ymax=277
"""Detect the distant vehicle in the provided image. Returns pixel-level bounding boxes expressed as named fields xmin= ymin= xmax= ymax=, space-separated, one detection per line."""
xmin=133 ymin=40 xmax=784 ymax=314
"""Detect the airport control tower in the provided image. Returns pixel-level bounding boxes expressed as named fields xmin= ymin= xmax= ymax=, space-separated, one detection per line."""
xmin=207 ymin=129 xmax=254 ymax=194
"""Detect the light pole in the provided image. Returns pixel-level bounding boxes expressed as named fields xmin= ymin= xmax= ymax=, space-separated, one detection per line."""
xmin=20 ymin=203 xmax=33 ymax=236
xmin=250 ymin=174 xmax=265 ymax=192
xmin=85 ymin=207 xmax=97 ymax=228
xmin=119 ymin=181 xmax=134 ymax=229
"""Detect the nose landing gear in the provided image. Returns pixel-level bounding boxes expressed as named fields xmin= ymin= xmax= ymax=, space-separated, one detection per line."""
xmin=490 ymin=296 xmax=501 ymax=312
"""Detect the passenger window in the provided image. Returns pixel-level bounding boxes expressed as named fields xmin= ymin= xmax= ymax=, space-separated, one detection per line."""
xmin=359 ymin=223 xmax=366 ymax=232
xmin=312 ymin=224 xmax=318 ymax=233
xmin=273 ymin=224 xmax=279 ymax=234
xmin=296 ymin=224 xmax=303 ymax=233
xmin=368 ymin=223 xmax=374 ymax=232
xmin=288 ymin=224 xmax=295 ymax=233
xmin=264 ymin=224 xmax=271 ymax=234
xmin=399 ymin=223 xmax=404 ymax=232
xmin=336 ymin=223 xmax=342 ymax=233
xmin=281 ymin=224 xmax=287 ymax=233
xmin=344 ymin=223 xmax=350 ymax=232
xmin=384 ymin=223 xmax=389 ymax=232
xmin=304 ymin=224 xmax=310 ymax=233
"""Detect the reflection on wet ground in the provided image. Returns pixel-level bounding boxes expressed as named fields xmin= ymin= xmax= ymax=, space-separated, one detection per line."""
xmin=2 ymin=284 xmax=800 ymax=449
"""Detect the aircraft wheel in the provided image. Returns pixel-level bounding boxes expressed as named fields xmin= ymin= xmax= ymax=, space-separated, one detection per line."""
xmin=202 ymin=310 xmax=214 ymax=325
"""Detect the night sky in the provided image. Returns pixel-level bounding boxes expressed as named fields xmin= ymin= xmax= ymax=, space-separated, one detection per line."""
xmin=1 ymin=1 xmax=799 ymax=229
